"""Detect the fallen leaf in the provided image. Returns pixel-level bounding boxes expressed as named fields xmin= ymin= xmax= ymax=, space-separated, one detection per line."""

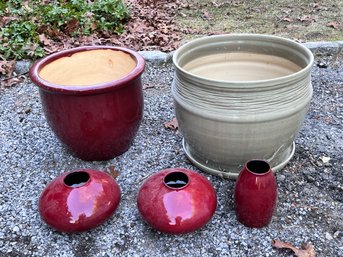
xmin=0 ymin=16 xmax=17 ymax=27
xmin=282 ymin=17 xmax=294 ymax=22
xmin=272 ymin=240 xmax=316 ymax=257
xmin=327 ymin=21 xmax=340 ymax=29
xmin=143 ymin=83 xmax=156 ymax=89
xmin=211 ymin=1 xmax=230 ymax=8
xmin=1 ymin=76 xmax=25 ymax=88
xmin=0 ymin=60 xmax=16 ymax=76
xmin=202 ymin=11 xmax=213 ymax=20
xmin=64 ymin=17 xmax=79 ymax=35
xmin=105 ymin=166 xmax=120 ymax=179
xmin=298 ymin=16 xmax=314 ymax=22
xmin=164 ymin=117 xmax=178 ymax=130
xmin=39 ymin=34 xmax=53 ymax=46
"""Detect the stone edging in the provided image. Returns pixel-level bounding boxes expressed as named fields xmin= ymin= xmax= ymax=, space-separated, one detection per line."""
xmin=303 ymin=41 xmax=342 ymax=56
xmin=14 ymin=41 xmax=343 ymax=75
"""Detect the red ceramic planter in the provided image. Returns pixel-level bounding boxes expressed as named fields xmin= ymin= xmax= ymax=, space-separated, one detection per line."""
xmin=234 ymin=160 xmax=278 ymax=228
xmin=29 ymin=46 xmax=145 ymax=161
xmin=137 ymin=168 xmax=217 ymax=234
xmin=39 ymin=169 xmax=121 ymax=233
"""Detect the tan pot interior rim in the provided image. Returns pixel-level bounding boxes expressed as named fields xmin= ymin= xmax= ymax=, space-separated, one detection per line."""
xmin=173 ymin=34 xmax=314 ymax=85
xmin=29 ymin=46 xmax=145 ymax=95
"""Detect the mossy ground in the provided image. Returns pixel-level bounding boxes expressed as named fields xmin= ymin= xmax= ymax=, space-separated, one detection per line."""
xmin=177 ymin=0 xmax=343 ymax=42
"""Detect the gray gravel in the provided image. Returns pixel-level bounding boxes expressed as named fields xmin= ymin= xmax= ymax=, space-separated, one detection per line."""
xmin=0 ymin=48 xmax=342 ymax=257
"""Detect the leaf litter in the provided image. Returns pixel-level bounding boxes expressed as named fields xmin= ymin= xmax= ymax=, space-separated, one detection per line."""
xmin=1 ymin=0 xmax=183 ymax=87
xmin=164 ymin=117 xmax=179 ymax=131
xmin=272 ymin=240 xmax=316 ymax=257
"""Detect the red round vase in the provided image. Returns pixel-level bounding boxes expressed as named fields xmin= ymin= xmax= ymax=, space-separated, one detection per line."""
xmin=137 ymin=168 xmax=217 ymax=234
xmin=234 ymin=160 xmax=278 ymax=228
xmin=39 ymin=169 xmax=121 ymax=233
xmin=29 ymin=46 xmax=145 ymax=161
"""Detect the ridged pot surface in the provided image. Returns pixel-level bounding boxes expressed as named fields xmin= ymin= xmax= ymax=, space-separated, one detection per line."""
xmin=39 ymin=169 xmax=121 ymax=233
xmin=234 ymin=160 xmax=278 ymax=228
xmin=137 ymin=168 xmax=217 ymax=234
xmin=30 ymin=46 xmax=145 ymax=161
xmin=172 ymin=34 xmax=314 ymax=178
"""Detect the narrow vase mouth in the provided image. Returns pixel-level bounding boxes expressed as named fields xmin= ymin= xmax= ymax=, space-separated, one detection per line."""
xmin=63 ymin=170 xmax=91 ymax=188
xmin=29 ymin=45 xmax=145 ymax=95
xmin=173 ymin=34 xmax=314 ymax=87
xmin=245 ymin=160 xmax=271 ymax=175
xmin=163 ymin=171 xmax=190 ymax=190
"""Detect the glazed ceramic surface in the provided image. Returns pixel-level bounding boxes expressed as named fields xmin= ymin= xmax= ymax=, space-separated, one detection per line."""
xmin=39 ymin=169 xmax=121 ymax=233
xmin=172 ymin=34 xmax=314 ymax=178
xmin=137 ymin=168 xmax=217 ymax=234
xmin=234 ymin=160 xmax=277 ymax=228
xmin=30 ymin=46 xmax=145 ymax=161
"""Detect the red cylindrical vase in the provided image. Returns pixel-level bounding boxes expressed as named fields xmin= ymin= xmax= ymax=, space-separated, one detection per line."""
xmin=137 ymin=168 xmax=217 ymax=234
xmin=234 ymin=160 xmax=277 ymax=228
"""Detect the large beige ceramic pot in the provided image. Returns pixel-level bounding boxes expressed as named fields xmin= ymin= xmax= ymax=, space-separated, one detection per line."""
xmin=172 ymin=34 xmax=314 ymax=179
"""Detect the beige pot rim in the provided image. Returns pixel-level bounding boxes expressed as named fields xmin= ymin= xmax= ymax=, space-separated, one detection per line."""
xmin=173 ymin=33 xmax=314 ymax=87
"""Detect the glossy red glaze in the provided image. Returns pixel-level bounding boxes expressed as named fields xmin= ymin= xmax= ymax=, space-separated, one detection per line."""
xmin=234 ymin=160 xmax=278 ymax=228
xmin=39 ymin=169 xmax=121 ymax=233
xmin=137 ymin=168 xmax=217 ymax=234
xmin=29 ymin=46 xmax=145 ymax=161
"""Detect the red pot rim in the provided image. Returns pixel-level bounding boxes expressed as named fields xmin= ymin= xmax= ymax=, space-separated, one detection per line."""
xmin=62 ymin=169 xmax=92 ymax=189
xmin=29 ymin=46 xmax=145 ymax=95
xmin=244 ymin=159 xmax=272 ymax=176
xmin=163 ymin=169 xmax=191 ymax=190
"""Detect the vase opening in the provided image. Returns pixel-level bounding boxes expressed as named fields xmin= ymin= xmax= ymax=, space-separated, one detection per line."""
xmin=164 ymin=171 xmax=189 ymax=189
xmin=64 ymin=171 xmax=90 ymax=187
xmin=246 ymin=160 xmax=270 ymax=175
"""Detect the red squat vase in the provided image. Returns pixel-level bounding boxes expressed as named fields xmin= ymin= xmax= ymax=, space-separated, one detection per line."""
xmin=39 ymin=169 xmax=121 ymax=233
xmin=234 ymin=160 xmax=278 ymax=228
xmin=137 ymin=168 xmax=217 ymax=234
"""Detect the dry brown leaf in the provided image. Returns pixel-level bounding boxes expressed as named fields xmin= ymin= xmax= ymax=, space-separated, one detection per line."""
xmin=272 ymin=240 xmax=316 ymax=257
xmin=64 ymin=17 xmax=80 ymax=35
xmin=143 ymin=83 xmax=156 ymax=89
xmin=164 ymin=118 xmax=179 ymax=130
xmin=202 ymin=11 xmax=213 ymax=20
xmin=105 ymin=166 xmax=121 ymax=179
xmin=0 ymin=60 xmax=16 ymax=76
xmin=327 ymin=21 xmax=340 ymax=29
xmin=212 ymin=1 xmax=230 ymax=8
xmin=1 ymin=76 xmax=25 ymax=88
xmin=0 ymin=16 xmax=17 ymax=27
xmin=298 ymin=16 xmax=314 ymax=22
xmin=282 ymin=17 xmax=294 ymax=22
xmin=39 ymin=34 xmax=53 ymax=46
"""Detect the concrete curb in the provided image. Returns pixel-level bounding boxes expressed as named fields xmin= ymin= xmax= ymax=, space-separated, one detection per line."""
xmin=13 ymin=41 xmax=343 ymax=75
xmin=302 ymin=41 xmax=342 ymax=56
xmin=138 ymin=50 xmax=175 ymax=66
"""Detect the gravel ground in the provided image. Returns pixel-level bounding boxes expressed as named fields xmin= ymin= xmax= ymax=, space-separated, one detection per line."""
xmin=0 ymin=50 xmax=342 ymax=257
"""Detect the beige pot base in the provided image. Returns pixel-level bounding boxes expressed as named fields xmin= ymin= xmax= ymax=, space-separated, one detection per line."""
xmin=183 ymin=139 xmax=295 ymax=179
